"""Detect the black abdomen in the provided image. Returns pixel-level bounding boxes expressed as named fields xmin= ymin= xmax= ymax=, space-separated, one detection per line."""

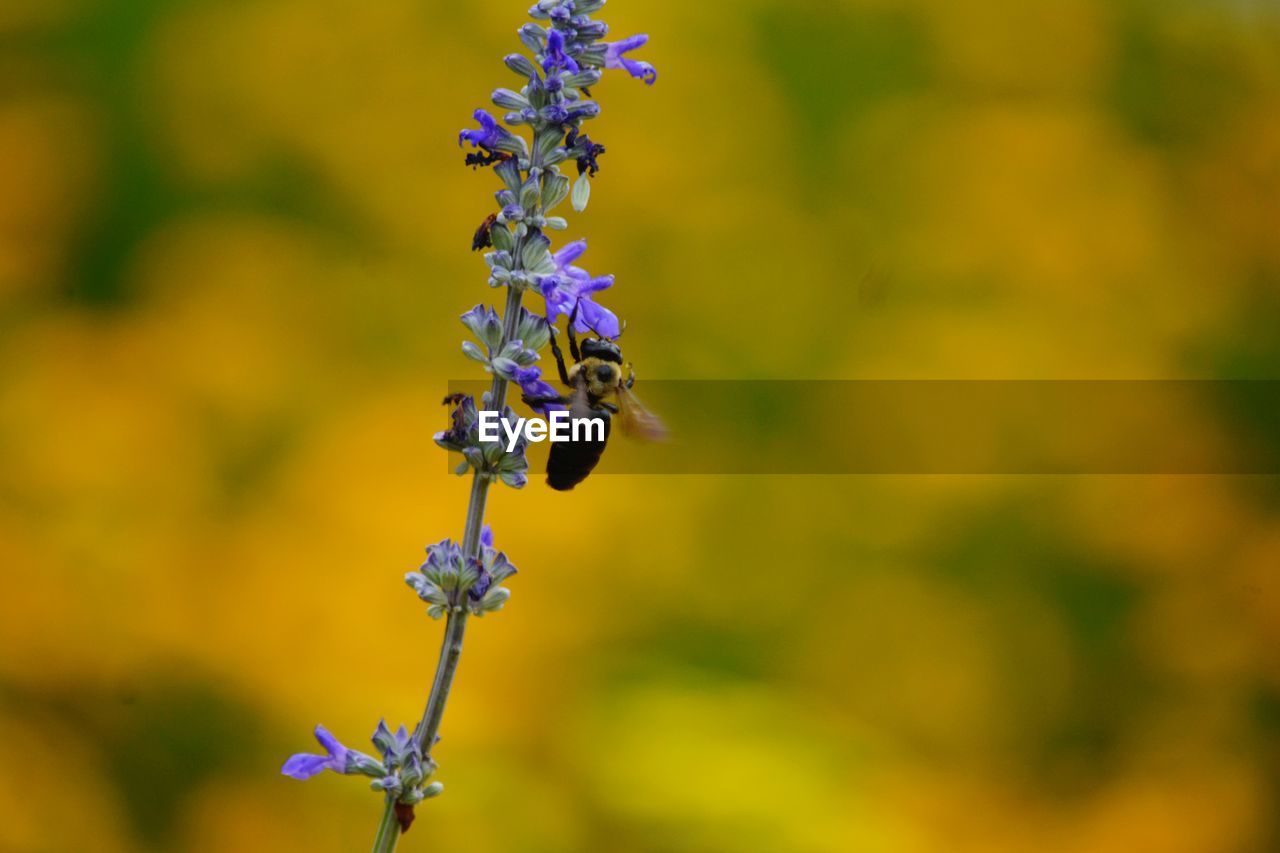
xmin=546 ymin=413 xmax=611 ymax=491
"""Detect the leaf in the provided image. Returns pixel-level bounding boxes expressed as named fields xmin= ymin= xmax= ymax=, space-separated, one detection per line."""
xmin=572 ymin=173 xmax=591 ymax=212
xmin=490 ymin=222 xmax=514 ymax=252
xmin=542 ymin=173 xmax=571 ymax=210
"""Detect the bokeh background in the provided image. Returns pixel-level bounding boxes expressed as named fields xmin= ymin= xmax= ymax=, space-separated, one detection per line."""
xmin=3 ymin=0 xmax=1280 ymax=850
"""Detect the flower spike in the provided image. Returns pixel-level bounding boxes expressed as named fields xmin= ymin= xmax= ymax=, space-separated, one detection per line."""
xmin=286 ymin=2 xmax=658 ymax=843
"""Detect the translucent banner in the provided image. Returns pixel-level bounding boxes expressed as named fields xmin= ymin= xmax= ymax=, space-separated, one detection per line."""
xmin=443 ymin=380 xmax=1280 ymax=475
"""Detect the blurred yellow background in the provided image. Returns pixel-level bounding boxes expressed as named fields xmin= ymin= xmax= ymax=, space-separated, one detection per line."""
xmin=3 ymin=0 xmax=1280 ymax=850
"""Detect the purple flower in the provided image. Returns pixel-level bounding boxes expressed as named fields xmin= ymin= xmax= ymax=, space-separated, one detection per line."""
xmin=515 ymin=365 xmax=564 ymax=414
xmin=422 ymin=539 xmax=466 ymax=581
xmin=282 ymin=725 xmax=350 ymax=780
xmin=604 ymin=35 xmax=656 ymax=85
xmin=542 ymin=29 xmax=580 ymax=74
xmin=538 ymin=240 xmax=620 ymax=338
xmin=371 ymin=719 xmax=415 ymax=758
xmin=576 ymin=299 xmax=619 ymax=338
xmin=468 ymin=556 xmax=493 ymax=602
xmin=468 ymin=529 xmax=518 ymax=612
xmin=459 ymin=110 xmax=523 ymax=154
xmin=547 ymin=239 xmax=589 ymax=275
xmin=459 ymin=109 xmax=502 ymax=148
xmin=434 ymin=393 xmax=479 ymax=452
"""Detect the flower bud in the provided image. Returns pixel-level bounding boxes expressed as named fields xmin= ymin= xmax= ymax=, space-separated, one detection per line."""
xmin=347 ymin=751 xmax=387 ymax=779
xmin=519 ymin=23 xmax=547 ymax=53
xmin=572 ymin=173 xmax=591 ymax=211
xmin=504 ymin=53 xmax=538 ymax=79
xmin=492 ymin=88 xmax=529 ymax=111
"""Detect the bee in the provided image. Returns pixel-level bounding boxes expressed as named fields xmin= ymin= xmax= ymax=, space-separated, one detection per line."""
xmin=522 ymin=308 xmax=666 ymax=491
xmin=472 ymin=213 xmax=499 ymax=251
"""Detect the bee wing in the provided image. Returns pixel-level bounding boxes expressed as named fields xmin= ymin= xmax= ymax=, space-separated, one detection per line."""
xmin=615 ymin=385 xmax=669 ymax=442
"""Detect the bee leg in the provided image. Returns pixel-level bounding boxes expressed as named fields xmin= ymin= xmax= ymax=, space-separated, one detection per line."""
xmin=624 ymin=365 xmax=636 ymax=390
xmin=547 ymin=325 xmax=573 ymax=385
xmin=598 ymin=402 xmax=619 ymax=414
xmin=566 ymin=302 xmax=582 ymax=362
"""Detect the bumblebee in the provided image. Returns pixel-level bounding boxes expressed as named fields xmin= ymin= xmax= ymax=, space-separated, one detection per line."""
xmin=523 ymin=311 xmax=666 ymax=491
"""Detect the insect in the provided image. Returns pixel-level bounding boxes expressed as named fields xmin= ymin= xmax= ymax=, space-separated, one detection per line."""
xmin=472 ymin=213 xmax=499 ymax=251
xmin=522 ymin=307 xmax=666 ymax=490
xmin=464 ymin=150 xmax=511 ymax=170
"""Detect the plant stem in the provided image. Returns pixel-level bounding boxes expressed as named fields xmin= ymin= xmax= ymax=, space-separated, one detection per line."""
xmin=371 ymin=798 xmax=401 ymax=853
xmin=412 ymin=481 xmax=483 ymax=748
xmin=370 ymin=283 xmax=524 ymax=852
xmin=415 ymin=284 xmax=524 ymax=746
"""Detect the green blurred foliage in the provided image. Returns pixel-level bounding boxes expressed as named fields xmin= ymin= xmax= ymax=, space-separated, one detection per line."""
xmin=2 ymin=0 xmax=1280 ymax=850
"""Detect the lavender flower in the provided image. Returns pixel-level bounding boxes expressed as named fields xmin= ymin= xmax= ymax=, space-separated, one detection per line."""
xmin=515 ymin=365 xmax=564 ymax=414
xmin=434 ymin=394 xmax=530 ymax=487
xmin=433 ymin=393 xmax=480 ymax=453
xmin=604 ymin=35 xmax=657 ymax=84
xmin=282 ymin=725 xmax=350 ymax=780
xmin=368 ymin=720 xmax=441 ymax=805
xmin=283 ymin=725 xmax=386 ymax=783
xmin=406 ymin=535 xmax=519 ymax=618
xmin=537 ymin=239 xmax=620 ymax=337
xmin=371 ymin=720 xmax=415 ymax=759
xmin=469 ymin=536 xmax=517 ymax=611
xmin=461 ymin=304 xmax=550 ymax=381
xmin=459 ymin=109 xmax=526 ymax=156
xmin=542 ymin=29 xmax=580 ymax=74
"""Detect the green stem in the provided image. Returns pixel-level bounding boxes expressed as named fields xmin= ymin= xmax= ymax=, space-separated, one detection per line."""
xmin=371 ymin=798 xmax=400 ymax=853
xmin=415 ymin=284 xmax=523 ymax=748
xmin=370 ymin=284 xmax=525 ymax=852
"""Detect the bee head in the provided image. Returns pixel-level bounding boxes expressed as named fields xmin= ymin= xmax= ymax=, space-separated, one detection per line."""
xmin=581 ymin=338 xmax=623 ymax=364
